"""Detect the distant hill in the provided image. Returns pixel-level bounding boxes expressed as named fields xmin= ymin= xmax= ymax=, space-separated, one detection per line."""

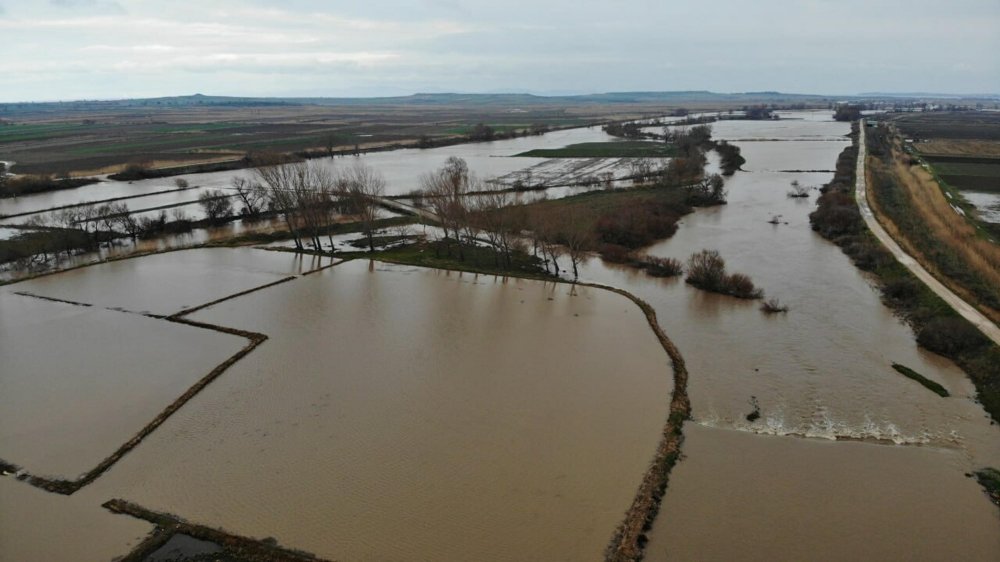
xmin=5 ymin=90 xmax=996 ymax=118
xmin=858 ymin=92 xmax=1000 ymax=100
xmin=0 ymin=90 xmax=839 ymax=114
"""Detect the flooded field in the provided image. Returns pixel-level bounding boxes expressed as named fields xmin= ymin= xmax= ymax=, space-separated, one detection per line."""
xmin=0 ymin=226 xmax=34 ymax=240
xmin=0 ymin=478 xmax=150 ymax=562
xmin=0 ymin=291 xmax=244 ymax=478
xmin=964 ymin=190 xmax=1000 ymax=224
xmin=77 ymin=260 xmax=671 ymax=561
xmin=9 ymin=248 xmax=334 ymax=315
xmin=0 ymin=124 xmax=639 ymax=228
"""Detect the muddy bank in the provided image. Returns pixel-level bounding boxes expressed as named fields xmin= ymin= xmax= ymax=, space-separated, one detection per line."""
xmin=590 ymin=283 xmax=689 ymax=562
xmin=105 ymin=499 xmax=326 ymax=562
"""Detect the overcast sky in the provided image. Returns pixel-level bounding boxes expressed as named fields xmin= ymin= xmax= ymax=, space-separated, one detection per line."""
xmin=1 ymin=0 xmax=997 ymax=102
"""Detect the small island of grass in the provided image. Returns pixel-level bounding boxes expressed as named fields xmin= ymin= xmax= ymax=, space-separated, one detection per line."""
xmin=515 ymin=141 xmax=677 ymax=158
xmin=891 ymin=362 xmax=949 ymax=397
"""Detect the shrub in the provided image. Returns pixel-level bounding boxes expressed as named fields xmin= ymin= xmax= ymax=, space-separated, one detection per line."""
xmin=917 ymin=317 xmax=988 ymax=357
xmin=198 ymin=189 xmax=234 ymax=223
xmin=686 ymin=249 xmax=763 ymax=299
xmin=809 ymin=190 xmax=862 ymax=237
xmin=725 ymin=273 xmax=763 ymax=299
xmin=881 ymin=278 xmax=920 ymax=303
xmin=598 ymin=243 xmax=632 ymax=263
xmin=760 ymin=297 xmax=789 ymax=314
xmin=595 ymin=203 xmax=681 ymax=248
xmin=641 ymin=256 xmax=684 ymax=277
xmin=686 ymin=249 xmax=727 ymax=291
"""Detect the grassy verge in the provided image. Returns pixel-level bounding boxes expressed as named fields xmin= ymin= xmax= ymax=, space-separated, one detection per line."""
xmin=104 ymin=499 xmax=326 ymax=562
xmin=213 ymin=216 xmax=414 ymax=247
xmin=810 ymin=124 xmax=1000 ymax=422
xmin=891 ymin=363 xmax=949 ymax=397
xmin=866 ymin=125 xmax=1000 ymax=320
xmin=518 ymin=183 xmax=693 ymax=261
xmin=516 ymin=141 xmax=677 ymax=158
xmin=1 ymin=175 xmax=100 ymax=198
xmin=365 ymin=240 xmax=554 ymax=280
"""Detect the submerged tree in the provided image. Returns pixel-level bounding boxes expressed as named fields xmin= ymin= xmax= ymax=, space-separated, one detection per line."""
xmin=231 ymin=176 xmax=268 ymax=217
xmin=198 ymin=189 xmax=234 ymax=223
xmin=337 ymin=162 xmax=386 ymax=252
xmin=421 ymin=156 xmax=474 ymax=260
xmin=253 ymin=161 xmax=336 ymax=251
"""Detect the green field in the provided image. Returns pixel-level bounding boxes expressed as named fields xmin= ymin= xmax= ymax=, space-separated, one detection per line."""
xmin=516 ymin=141 xmax=676 ymax=158
xmin=930 ymin=161 xmax=1000 ymax=177
xmin=444 ymin=124 xmax=528 ymax=135
xmin=924 ymin=159 xmax=1000 ymax=192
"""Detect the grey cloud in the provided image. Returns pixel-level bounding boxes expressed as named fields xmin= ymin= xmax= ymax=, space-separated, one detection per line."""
xmin=50 ymin=0 xmax=125 ymax=14
xmin=1 ymin=0 xmax=997 ymax=101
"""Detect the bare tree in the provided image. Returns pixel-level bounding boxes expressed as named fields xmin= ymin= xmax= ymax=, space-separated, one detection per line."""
xmin=253 ymin=161 xmax=337 ymax=251
xmin=337 ymin=162 xmax=386 ymax=252
xmin=232 ymin=176 xmax=267 ymax=217
xmin=558 ymin=209 xmax=595 ymax=280
xmin=171 ymin=207 xmax=190 ymax=223
xmin=787 ymin=180 xmax=810 ymax=198
xmin=199 ymin=190 xmax=234 ymax=223
xmin=421 ymin=156 xmax=472 ymax=260
xmin=116 ymin=206 xmax=142 ymax=241
xmin=472 ymin=188 xmax=511 ymax=268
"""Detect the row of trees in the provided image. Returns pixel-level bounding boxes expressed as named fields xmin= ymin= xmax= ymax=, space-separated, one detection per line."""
xmin=409 ymin=157 xmax=596 ymax=278
xmin=833 ymin=105 xmax=863 ymax=122
xmin=243 ymin=160 xmax=385 ymax=252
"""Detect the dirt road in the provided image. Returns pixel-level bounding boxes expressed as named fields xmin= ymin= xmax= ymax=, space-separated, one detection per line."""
xmin=855 ymin=119 xmax=1000 ymax=345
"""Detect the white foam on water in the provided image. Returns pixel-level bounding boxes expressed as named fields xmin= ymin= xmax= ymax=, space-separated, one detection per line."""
xmin=696 ymin=409 xmax=964 ymax=447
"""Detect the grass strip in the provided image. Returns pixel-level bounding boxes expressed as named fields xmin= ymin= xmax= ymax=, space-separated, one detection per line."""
xmin=104 ymin=499 xmax=328 ymax=562
xmin=516 ymin=141 xmax=677 ymax=158
xmin=891 ymin=362 xmax=949 ymax=397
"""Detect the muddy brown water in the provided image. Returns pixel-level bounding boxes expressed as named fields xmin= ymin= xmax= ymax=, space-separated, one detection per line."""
xmin=0 ymin=291 xmax=245 ymax=479
xmin=2 ymin=111 xmax=999 ymax=561
xmin=64 ymin=260 xmax=673 ymax=561
xmin=8 ymin=247 xmax=335 ymax=315
xmin=645 ymin=424 xmax=1000 ymax=562
xmin=577 ymin=110 xmax=1000 ymax=559
xmin=0 ymin=477 xmax=151 ymax=562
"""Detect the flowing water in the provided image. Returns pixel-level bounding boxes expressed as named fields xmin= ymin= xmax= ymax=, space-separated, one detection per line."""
xmin=572 ymin=110 xmax=1000 ymax=559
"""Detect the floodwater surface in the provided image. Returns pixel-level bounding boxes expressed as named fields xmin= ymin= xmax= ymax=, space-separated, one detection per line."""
xmin=0 ymin=478 xmax=151 ymax=562
xmin=9 ymin=247 xmax=335 ymax=315
xmin=87 ymin=260 xmax=672 ymax=561
xmin=645 ymin=424 xmax=1000 ymax=562
xmin=573 ymin=110 xmax=1000 ymax=559
xmin=0 ymin=125 xmax=624 ymax=221
xmin=0 ymin=292 xmax=245 ymax=478
xmin=3 ymin=111 xmax=998 ymax=561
